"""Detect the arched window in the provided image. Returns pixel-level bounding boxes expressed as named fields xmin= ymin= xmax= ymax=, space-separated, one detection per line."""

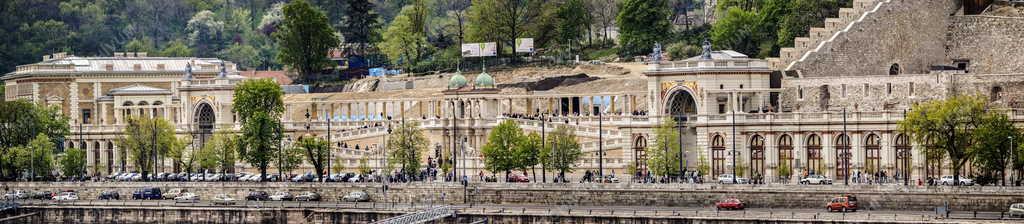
xmin=865 ymin=134 xmax=881 ymax=175
xmin=778 ymin=134 xmax=793 ymax=178
xmin=633 ymin=136 xmax=648 ymax=175
xmin=894 ymin=134 xmax=912 ymax=182
xmin=749 ymin=135 xmax=765 ymax=179
xmin=711 ymin=135 xmax=726 ymax=177
xmin=107 ymin=142 xmax=115 ymax=174
xmin=806 ymin=134 xmax=822 ymax=175
xmin=889 ymin=63 xmax=900 ymax=75
xmin=835 ymin=134 xmax=851 ymax=181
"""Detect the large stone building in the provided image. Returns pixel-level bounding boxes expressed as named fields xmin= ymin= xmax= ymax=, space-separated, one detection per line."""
xmin=4 ymin=0 xmax=1023 ymax=183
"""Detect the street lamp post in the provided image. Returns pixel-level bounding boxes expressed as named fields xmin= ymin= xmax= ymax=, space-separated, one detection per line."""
xmin=1010 ymin=136 xmax=1014 ymax=186
xmin=677 ymin=115 xmax=686 ymax=183
xmin=597 ymin=105 xmax=604 ymax=179
xmin=541 ymin=111 xmax=547 ymax=183
xmin=843 ymin=107 xmax=849 ymax=186
xmin=383 ymin=123 xmax=392 ymax=202
xmin=732 ymin=108 xmax=737 ymax=184
xmin=327 ymin=105 xmax=332 ymax=181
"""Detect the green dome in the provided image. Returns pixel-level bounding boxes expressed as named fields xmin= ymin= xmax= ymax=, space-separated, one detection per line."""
xmin=448 ymin=71 xmax=468 ymax=89
xmin=474 ymin=71 xmax=495 ymax=88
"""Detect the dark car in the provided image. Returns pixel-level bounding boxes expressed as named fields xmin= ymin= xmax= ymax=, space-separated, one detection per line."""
xmin=716 ymin=198 xmax=745 ymax=210
xmin=98 ymin=190 xmax=120 ymax=200
xmin=294 ymin=192 xmax=321 ymax=201
xmin=246 ymin=191 xmax=269 ymax=201
xmin=132 ymin=187 xmax=162 ymax=200
xmin=31 ymin=191 xmax=54 ymax=200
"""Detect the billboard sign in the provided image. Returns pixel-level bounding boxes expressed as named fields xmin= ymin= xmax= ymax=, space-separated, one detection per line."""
xmin=515 ymin=38 xmax=534 ymax=53
xmin=462 ymin=42 xmax=498 ymax=57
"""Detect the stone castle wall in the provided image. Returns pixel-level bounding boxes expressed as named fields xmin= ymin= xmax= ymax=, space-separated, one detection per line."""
xmin=947 ymin=15 xmax=1024 ymax=75
xmin=790 ymin=0 xmax=958 ymax=78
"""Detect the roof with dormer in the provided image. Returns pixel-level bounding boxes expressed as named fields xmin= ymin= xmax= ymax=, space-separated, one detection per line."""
xmin=1 ymin=53 xmax=237 ymax=81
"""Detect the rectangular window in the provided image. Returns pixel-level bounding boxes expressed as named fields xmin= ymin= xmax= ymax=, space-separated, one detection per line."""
xmin=798 ymin=86 xmax=804 ymax=99
xmin=841 ymin=84 xmax=847 ymax=97
xmin=719 ymin=104 xmax=726 ymax=114
xmin=909 ymin=82 xmax=915 ymax=96
xmin=887 ymin=83 xmax=892 ymax=95
xmin=863 ymin=84 xmax=869 ymax=94
xmin=81 ymin=109 xmax=92 ymax=124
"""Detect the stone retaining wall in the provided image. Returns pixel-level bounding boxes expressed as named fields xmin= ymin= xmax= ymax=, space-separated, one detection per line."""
xmin=5 ymin=182 xmax=1024 ymax=211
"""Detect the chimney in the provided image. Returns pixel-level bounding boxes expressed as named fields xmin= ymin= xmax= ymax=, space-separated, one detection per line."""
xmin=105 ymin=64 xmax=114 ymax=71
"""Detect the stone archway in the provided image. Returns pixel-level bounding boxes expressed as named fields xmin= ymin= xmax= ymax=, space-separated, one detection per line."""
xmin=633 ymin=135 xmax=648 ymax=176
xmin=665 ymin=89 xmax=698 ymax=119
xmin=194 ymin=103 xmax=215 ymax=147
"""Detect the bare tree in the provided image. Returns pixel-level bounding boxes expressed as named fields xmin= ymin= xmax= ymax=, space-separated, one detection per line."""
xmin=588 ymin=0 xmax=619 ymax=44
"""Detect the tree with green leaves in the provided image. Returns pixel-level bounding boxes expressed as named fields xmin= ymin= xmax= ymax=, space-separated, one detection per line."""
xmin=118 ymin=116 xmax=176 ymax=180
xmin=279 ymin=144 xmax=305 ymax=175
xmin=219 ymin=43 xmax=262 ymax=70
xmin=519 ymin=132 xmax=543 ymax=181
xmin=544 ymin=126 xmax=581 ymax=181
xmin=467 ymin=0 xmax=542 ymax=58
xmin=295 ymin=136 xmax=329 ymax=179
xmin=166 ymin=135 xmax=191 ymax=173
xmin=26 ymin=134 xmax=56 ymax=179
xmin=482 ymin=120 xmax=525 ymax=180
xmin=899 ymin=95 xmax=988 ymax=186
xmin=711 ymin=7 xmax=763 ymax=57
xmin=970 ymin=111 xmax=1018 ymax=185
xmin=0 ymin=100 xmax=68 ymax=177
xmin=59 ymin=147 xmax=86 ymax=178
xmin=379 ymin=4 xmax=433 ymax=68
xmin=197 ymin=132 xmax=238 ymax=174
xmin=186 ymin=10 xmax=226 ymax=57
xmin=340 ymin=0 xmax=380 ymax=49
xmin=555 ymin=0 xmax=590 ymax=52
xmin=616 ymin=0 xmax=671 ymax=57
xmin=647 ymin=118 xmax=683 ymax=178
xmin=274 ymin=0 xmax=340 ymax=83
xmin=358 ymin=156 xmax=372 ymax=175
xmin=388 ymin=121 xmax=429 ymax=178
xmin=233 ymin=78 xmax=285 ymax=181
xmin=160 ymin=40 xmax=194 ymax=57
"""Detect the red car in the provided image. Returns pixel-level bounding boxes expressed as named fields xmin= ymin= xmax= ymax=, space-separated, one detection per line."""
xmin=826 ymin=195 xmax=858 ymax=212
xmin=716 ymin=198 xmax=745 ymax=210
xmin=507 ymin=173 xmax=530 ymax=183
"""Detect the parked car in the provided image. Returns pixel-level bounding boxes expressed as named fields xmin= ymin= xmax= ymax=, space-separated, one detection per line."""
xmin=596 ymin=175 xmax=620 ymax=183
xmin=132 ymin=187 xmax=162 ymax=200
xmin=31 ymin=191 xmax=54 ymax=200
xmin=800 ymin=175 xmax=833 ymax=185
xmin=107 ymin=172 xmax=121 ymax=180
xmin=294 ymin=192 xmax=321 ymax=201
xmin=53 ymin=192 xmax=79 ymax=201
xmin=341 ymin=191 xmax=370 ymax=202
xmin=212 ymin=194 xmax=238 ymax=205
xmin=269 ymin=192 xmax=293 ymax=201
xmin=246 ymin=191 xmax=269 ymax=201
xmin=174 ymin=192 xmax=200 ymax=203
xmin=1009 ymin=203 xmax=1024 ymax=218
xmin=717 ymin=174 xmax=749 ymax=184
xmin=130 ymin=173 xmax=143 ymax=181
xmin=4 ymin=190 xmax=28 ymax=200
xmin=716 ymin=198 xmax=745 ymax=210
xmin=939 ymin=175 xmax=974 ymax=186
xmin=163 ymin=189 xmax=188 ymax=200
xmin=98 ymin=190 xmax=120 ymax=200
xmin=292 ymin=173 xmax=314 ymax=182
xmin=507 ymin=173 xmax=530 ymax=183
xmin=826 ymin=195 xmax=858 ymax=212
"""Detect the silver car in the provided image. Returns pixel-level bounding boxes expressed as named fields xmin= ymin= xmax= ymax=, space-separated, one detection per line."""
xmin=341 ymin=191 xmax=370 ymax=202
xmin=1009 ymin=203 xmax=1024 ymax=218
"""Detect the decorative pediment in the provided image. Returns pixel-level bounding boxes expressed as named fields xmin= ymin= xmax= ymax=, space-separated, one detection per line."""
xmin=108 ymin=84 xmax=171 ymax=96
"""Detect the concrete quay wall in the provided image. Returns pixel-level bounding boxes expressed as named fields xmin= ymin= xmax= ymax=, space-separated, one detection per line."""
xmin=20 ymin=206 xmax=947 ymax=224
xmin=5 ymin=182 xmax=1024 ymax=211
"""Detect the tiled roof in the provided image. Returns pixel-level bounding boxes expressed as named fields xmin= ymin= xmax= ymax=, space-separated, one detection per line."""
xmin=239 ymin=70 xmax=292 ymax=85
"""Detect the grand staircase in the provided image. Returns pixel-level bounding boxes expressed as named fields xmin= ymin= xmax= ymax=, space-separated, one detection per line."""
xmin=768 ymin=0 xmax=890 ymax=71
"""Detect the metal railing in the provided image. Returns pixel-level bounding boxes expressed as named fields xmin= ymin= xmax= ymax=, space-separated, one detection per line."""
xmin=372 ymin=206 xmax=454 ymax=224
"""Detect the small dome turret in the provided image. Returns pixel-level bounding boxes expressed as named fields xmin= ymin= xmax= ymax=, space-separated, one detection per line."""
xmin=448 ymin=71 xmax=468 ymax=89
xmin=474 ymin=71 xmax=494 ymax=88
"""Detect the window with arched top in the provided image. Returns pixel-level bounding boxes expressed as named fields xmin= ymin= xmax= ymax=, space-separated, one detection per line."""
xmin=778 ymin=134 xmax=793 ymax=177
xmin=806 ymin=134 xmax=823 ymax=175
xmin=894 ymin=134 xmax=912 ymax=181
xmin=711 ymin=134 xmax=726 ymax=177
xmin=750 ymin=135 xmax=765 ymax=178
xmin=889 ymin=63 xmax=900 ymax=75
xmin=633 ymin=136 xmax=648 ymax=175
xmin=865 ymin=134 xmax=881 ymax=174
xmin=835 ymin=134 xmax=851 ymax=180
